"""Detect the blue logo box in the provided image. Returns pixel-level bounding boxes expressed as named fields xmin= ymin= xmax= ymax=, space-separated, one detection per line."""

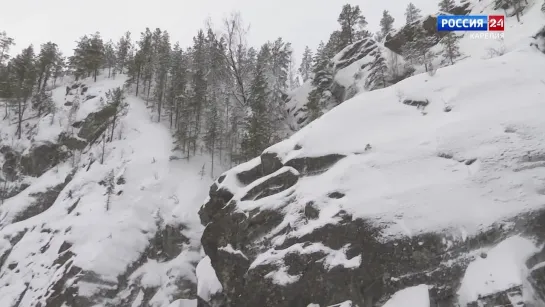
xmin=437 ymin=15 xmax=488 ymax=31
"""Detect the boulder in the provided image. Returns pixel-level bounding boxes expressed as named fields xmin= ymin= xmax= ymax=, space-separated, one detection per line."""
xmin=20 ymin=142 xmax=69 ymax=177
xmin=77 ymin=104 xmax=118 ymax=143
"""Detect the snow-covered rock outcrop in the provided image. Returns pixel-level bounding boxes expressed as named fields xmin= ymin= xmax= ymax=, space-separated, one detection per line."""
xmin=286 ymin=38 xmax=408 ymax=130
xmin=199 ymin=41 xmax=545 ymax=306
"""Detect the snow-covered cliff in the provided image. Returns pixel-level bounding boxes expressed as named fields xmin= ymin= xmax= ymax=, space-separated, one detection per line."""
xmin=0 ymin=75 xmax=212 ymax=307
xmin=198 ymin=1 xmax=545 ymax=306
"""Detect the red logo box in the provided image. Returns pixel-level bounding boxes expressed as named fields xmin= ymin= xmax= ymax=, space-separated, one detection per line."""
xmin=488 ymin=15 xmax=505 ymax=31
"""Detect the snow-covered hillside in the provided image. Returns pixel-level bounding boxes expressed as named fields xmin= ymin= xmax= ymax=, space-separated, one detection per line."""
xmin=198 ymin=7 xmax=545 ymax=306
xmin=3 ymin=0 xmax=545 ymax=306
xmin=286 ymin=0 xmax=544 ymax=132
xmin=0 ymin=75 xmax=214 ymax=307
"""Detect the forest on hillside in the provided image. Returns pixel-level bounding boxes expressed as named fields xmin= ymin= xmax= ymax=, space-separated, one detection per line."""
xmin=0 ymin=0 xmax=478 ymax=167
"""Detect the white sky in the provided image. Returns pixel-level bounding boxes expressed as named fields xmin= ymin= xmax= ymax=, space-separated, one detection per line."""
xmin=1 ymin=0 xmax=438 ymax=62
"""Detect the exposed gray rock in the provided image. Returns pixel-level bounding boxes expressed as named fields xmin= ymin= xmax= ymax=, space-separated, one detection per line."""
xmin=467 ymin=286 xmax=523 ymax=307
xmin=241 ymin=167 xmax=298 ymax=201
xmin=19 ymin=142 xmax=69 ymax=177
xmin=58 ymin=132 xmax=87 ymax=151
xmin=77 ymin=104 xmax=118 ymax=144
xmin=199 ymin=147 xmax=545 ymax=307
xmin=12 ymin=170 xmax=75 ymax=223
xmin=403 ymin=99 xmax=429 ymax=109
xmin=286 ymin=37 xmax=404 ymax=130
xmin=1 ymin=145 xmax=20 ymax=181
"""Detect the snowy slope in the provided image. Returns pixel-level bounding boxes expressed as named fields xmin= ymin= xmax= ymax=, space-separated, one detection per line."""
xmin=199 ymin=36 xmax=545 ymax=306
xmin=0 ymin=74 xmax=213 ymax=307
xmin=226 ymin=46 xmax=545 ymax=239
xmin=287 ymin=0 xmax=545 ymax=133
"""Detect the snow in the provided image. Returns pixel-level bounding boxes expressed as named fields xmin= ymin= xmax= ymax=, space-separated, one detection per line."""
xmin=285 ymin=80 xmax=314 ymax=130
xmin=0 ymin=162 xmax=72 ymax=225
xmin=307 ymin=303 xmax=354 ymax=307
xmin=0 ymin=73 xmax=217 ymax=306
xmin=167 ymin=299 xmax=197 ymax=307
xmin=250 ymin=242 xmax=361 ymax=285
xmin=264 ymin=266 xmax=301 ymax=285
xmin=210 ymin=156 xmax=261 ymax=201
xmin=218 ymin=243 xmax=249 ymax=259
xmin=196 ymin=256 xmax=223 ymax=301
xmin=382 ymin=285 xmax=430 ymax=307
xmin=251 ymin=45 xmax=545 ymax=240
xmin=457 ymin=235 xmax=540 ymax=305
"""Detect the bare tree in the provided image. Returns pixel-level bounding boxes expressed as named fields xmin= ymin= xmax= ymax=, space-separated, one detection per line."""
xmin=220 ymin=12 xmax=251 ymax=108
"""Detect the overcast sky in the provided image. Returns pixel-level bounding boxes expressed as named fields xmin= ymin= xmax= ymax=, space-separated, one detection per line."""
xmin=1 ymin=0 xmax=438 ymax=62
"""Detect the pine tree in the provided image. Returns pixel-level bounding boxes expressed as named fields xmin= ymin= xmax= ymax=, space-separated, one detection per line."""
xmin=138 ymin=28 xmax=154 ymax=99
xmin=405 ymin=3 xmax=422 ymax=25
xmin=105 ymin=170 xmax=115 ymax=211
xmin=325 ymin=30 xmax=344 ymax=56
xmin=168 ymin=43 xmax=188 ymax=132
xmin=265 ymin=37 xmax=291 ymax=135
xmin=299 ymin=46 xmax=313 ymax=82
xmin=305 ymin=41 xmax=333 ymax=123
xmin=402 ymin=28 xmax=436 ymax=72
xmin=439 ymin=0 xmax=457 ymax=13
xmin=125 ymin=48 xmax=145 ymax=97
xmin=288 ymin=52 xmax=298 ymax=90
xmin=52 ymin=53 xmax=65 ymax=86
xmin=11 ymin=45 xmax=37 ymax=139
xmin=115 ymin=31 xmax=131 ymax=74
xmin=69 ymin=33 xmax=104 ymax=82
xmin=154 ymin=31 xmax=171 ymax=122
xmin=104 ymin=40 xmax=117 ymax=78
xmin=367 ymin=52 xmax=389 ymax=89
xmin=0 ymin=31 xmax=15 ymax=66
xmin=35 ymin=42 xmax=59 ymax=92
xmin=88 ymin=32 xmax=105 ymax=82
xmin=189 ymin=30 xmax=208 ymax=156
xmin=241 ymin=46 xmax=271 ymax=160
xmin=337 ymin=4 xmax=368 ymax=49
xmin=204 ymin=93 xmax=220 ymax=177
xmin=31 ymin=88 xmax=54 ymax=116
xmin=379 ymin=10 xmax=395 ymax=41
xmin=542 ymin=0 xmax=545 ymax=12
xmin=67 ymin=91 xmax=80 ymax=132
xmin=105 ymin=87 xmax=127 ymax=142
xmin=440 ymin=32 xmax=462 ymax=65
xmin=205 ymin=29 xmax=229 ymax=164
xmin=69 ymin=35 xmax=90 ymax=80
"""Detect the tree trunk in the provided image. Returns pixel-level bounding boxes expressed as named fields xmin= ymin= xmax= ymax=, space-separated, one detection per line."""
xmin=17 ymin=97 xmax=25 ymax=140
xmin=210 ymin=139 xmax=215 ymax=179
xmin=101 ymin=135 xmax=106 ymax=164
xmin=135 ymin=68 xmax=141 ymax=97
xmin=110 ymin=112 xmax=117 ymax=142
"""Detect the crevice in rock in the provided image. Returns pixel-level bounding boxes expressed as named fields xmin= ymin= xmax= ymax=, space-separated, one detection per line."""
xmin=241 ymin=168 xmax=299 ymax=201
xmin=285 ymin=154 xmax=345 ymax=176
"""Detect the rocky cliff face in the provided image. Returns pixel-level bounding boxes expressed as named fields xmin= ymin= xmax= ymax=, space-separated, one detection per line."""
xmin=198 ymin=42 xmax=545 ymax=306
